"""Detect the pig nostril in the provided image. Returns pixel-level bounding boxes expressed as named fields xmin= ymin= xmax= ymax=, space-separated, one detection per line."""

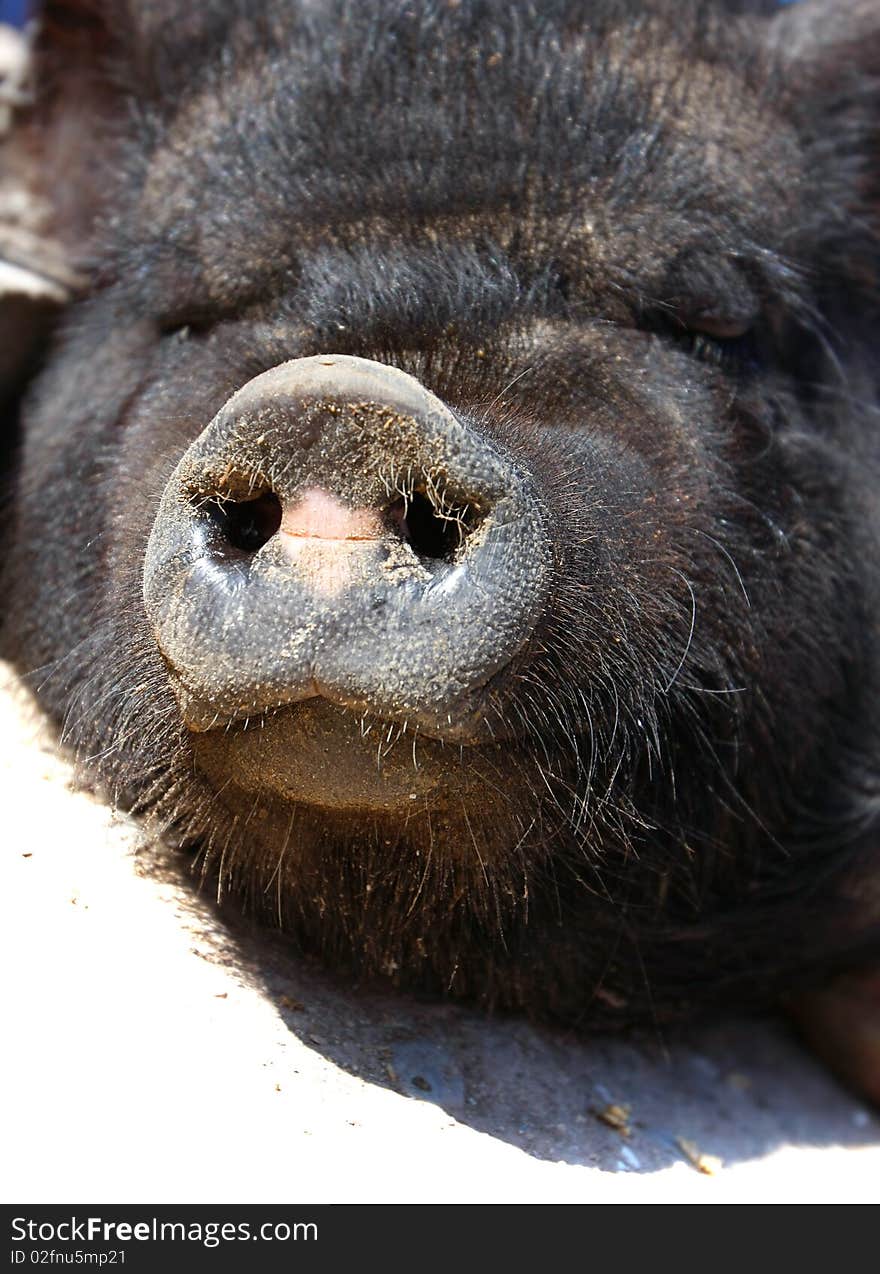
xmin=205 ymin=491 xmax=283 ymax=554
xmin=388 ymin=489 xmax=475 ymax=562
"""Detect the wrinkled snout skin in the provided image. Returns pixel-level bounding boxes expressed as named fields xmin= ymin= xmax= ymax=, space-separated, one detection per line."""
xmin=3 ymin=0 xmax=880 ymax=1097
xmin=144 ymin=355 xmax=551 ymax=742
xmin=144 ymin=353 xmax=553 ymax=809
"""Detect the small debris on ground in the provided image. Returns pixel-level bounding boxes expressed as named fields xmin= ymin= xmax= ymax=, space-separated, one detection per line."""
xmin=593 ymin=1104 xmax=632 ymax=1138
xmin=676 ymin=1137 xmax=723 ymax=1176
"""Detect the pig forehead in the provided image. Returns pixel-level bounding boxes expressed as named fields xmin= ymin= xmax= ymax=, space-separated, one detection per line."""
xmin=138 ymin=27 xmax=800 ymax=298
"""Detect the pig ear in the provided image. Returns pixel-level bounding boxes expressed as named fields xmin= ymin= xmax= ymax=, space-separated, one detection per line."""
xmin=0 ymin=5 xmax=119 ymax=406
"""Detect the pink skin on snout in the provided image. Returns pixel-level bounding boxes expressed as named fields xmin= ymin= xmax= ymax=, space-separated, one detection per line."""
xmin=279 ymin=488 xmax=385 ymax=594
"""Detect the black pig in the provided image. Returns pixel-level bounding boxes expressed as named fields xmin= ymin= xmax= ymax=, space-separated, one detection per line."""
xmin=2 ymin=0 xmax=879 ymax=1102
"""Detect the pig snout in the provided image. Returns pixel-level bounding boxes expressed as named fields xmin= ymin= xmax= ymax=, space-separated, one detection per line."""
xmin=142 ymin=355 xmax=552 ymax=744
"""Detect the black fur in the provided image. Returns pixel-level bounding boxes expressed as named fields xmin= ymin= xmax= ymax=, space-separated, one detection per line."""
xmin=2 ymin=0 xmax=880 ymax=1026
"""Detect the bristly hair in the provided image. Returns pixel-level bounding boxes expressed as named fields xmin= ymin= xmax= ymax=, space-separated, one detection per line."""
xmin=3 ymin=0 xmax=880 ymax=1027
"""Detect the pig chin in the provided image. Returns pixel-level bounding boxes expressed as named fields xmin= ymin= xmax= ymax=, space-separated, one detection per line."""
xmin=188 ymin=697 xmax=490 ymax=815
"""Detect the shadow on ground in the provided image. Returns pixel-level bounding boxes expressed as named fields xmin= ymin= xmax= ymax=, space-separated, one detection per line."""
xmin=175 ymin=852 xmax=879 ymax=1178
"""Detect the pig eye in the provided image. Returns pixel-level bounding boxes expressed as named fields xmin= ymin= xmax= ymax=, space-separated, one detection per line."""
xmin=684 ymin=327 xmax=761 ymax=373
xmin=647 ymin=307 xmax=761 ymax=374
xmin=157 ymin=301 xmax=220 ymax=339
xmin=687 ymin=315 xmax=754 ymax=342
xmin=159 ymin=317 xmax=212 ymax=341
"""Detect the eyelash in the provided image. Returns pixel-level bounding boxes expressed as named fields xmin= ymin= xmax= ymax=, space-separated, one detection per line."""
xmin=684 ymin=328 xmax=761 ymax=373
xmin=634 ymin=308 xmax=761 ymax=374
xmin=159 ymin=314 xmax=214 ymax=340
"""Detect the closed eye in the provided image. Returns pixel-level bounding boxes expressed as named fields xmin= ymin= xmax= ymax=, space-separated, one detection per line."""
xmin=684 ymin=327 xmax=762 ymax=372
xmin=157 ymin=309 xmax=216 ymax=339
xmin=641 ymin=306 xmax=763 ymax=375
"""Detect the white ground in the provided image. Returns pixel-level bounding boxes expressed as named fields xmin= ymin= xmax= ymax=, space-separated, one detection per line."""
xmin=2 ymin=660 xmax=878 ymax=1204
